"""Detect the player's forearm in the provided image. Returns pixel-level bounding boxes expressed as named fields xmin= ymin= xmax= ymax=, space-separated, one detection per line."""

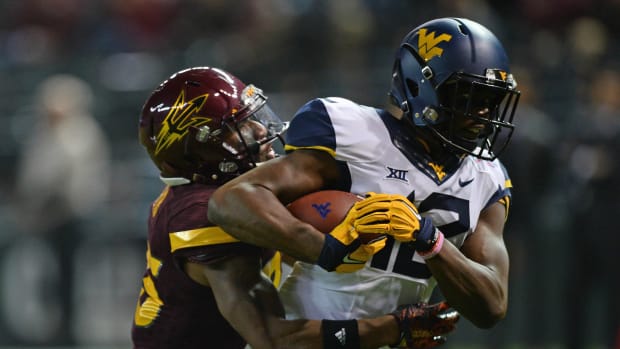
xmin=426 ymin=241 xmax=507 ymax=328
xmin=357 ymin=315 xmax=401 ymax=348
xmin=267 ymin=316 xmax=400 ymax=349
xmin=208 ymin=182 xmax=324 ymax=263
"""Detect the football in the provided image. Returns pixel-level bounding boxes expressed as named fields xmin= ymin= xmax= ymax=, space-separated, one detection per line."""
xmin=286 ymin=190 xmax=384 ymax=243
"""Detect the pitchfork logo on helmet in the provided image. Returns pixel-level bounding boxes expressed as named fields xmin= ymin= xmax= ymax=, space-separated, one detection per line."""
xmin=154 ymin=91 xmax=211 ymax=155
xmin=139 ymin=67 xmax=288 ymax=184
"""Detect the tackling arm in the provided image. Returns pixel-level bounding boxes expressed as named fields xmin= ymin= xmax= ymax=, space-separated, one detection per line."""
xmin=188 ymin=254 xmax=458 ymax=349
xmin=214 ymin=266 xmax=401 ymax=349
xmin=183 ymin=251 xmax=459 ymax=349
xmin=249 ymin=292 xmax=458 ymax=349
xmin=185 ymin=254 xmax=283 ymax=348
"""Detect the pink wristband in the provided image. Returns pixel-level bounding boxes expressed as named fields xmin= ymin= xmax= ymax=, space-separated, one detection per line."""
xmin=418 ymin=230 xmax=444 ymax=260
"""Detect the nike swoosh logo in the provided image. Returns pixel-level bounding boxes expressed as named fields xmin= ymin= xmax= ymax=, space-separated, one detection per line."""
xmin=342 ymin=254 xmax=365 ymax=264
xmin=149 ymin=103 xmax=168 ymax=113
xmin=458 ymin=178 xmax=475 ymax=187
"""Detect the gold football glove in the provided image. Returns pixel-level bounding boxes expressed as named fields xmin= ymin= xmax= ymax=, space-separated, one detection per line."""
xmin=353 ymin=192 xmax=422 ymax=242
xmin=317 ymin=195 xmax=390 ymax=272
xmin=354 ymin=192 xmax=440 ymax=250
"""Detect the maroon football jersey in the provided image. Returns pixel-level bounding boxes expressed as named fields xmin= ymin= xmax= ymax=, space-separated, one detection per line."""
xmin=131 ymin=183 xmax=277 ymax=349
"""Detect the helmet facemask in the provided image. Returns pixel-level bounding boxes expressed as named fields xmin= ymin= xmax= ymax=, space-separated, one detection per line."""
xmin=192 ymin=84 xmax=289 ymax=176
xmin=427 ymin=69 xmax=519 ymax=160
xmin=223 ymin=84 xmax=289 ymax=165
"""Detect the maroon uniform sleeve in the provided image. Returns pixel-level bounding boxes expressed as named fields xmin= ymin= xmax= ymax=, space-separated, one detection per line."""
xmin=132 ymin=183 xmax=267 ymax=349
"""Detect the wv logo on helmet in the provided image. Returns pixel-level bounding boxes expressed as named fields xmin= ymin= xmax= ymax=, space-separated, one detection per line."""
xmin=418 ymin=28 xmax=452 ymax=61
xmin=155 ymin=91 xmax=211 ymax=155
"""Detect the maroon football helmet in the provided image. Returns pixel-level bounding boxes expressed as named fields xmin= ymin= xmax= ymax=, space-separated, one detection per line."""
xmin=139 ymin=67 xmax=288 ymax=184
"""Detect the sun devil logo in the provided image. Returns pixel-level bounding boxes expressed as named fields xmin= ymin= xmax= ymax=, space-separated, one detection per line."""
xmin=155 ymin=91 xmax=212 ymax=155
xmin=417 ymin=28 xmax=452 ymax=61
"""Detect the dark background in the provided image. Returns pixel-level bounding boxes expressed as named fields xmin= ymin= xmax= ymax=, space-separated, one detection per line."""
xmin=0 ymin=1 xmax=618 ymax=348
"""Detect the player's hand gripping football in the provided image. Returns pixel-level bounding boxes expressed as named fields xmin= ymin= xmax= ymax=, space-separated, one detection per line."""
xmin=317 ymin=194 xmax=392 ymax=273
xmin=355 ymin=192 xmax=437 ymax=246
xmin=389 ymin=301 xmax=460 ymax=348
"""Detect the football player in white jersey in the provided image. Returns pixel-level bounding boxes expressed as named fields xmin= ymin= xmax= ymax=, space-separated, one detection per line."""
xmin=209 ymin=17 xmax=519 ymax=348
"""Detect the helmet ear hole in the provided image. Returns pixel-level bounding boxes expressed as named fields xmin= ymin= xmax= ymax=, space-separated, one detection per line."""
xmin=405 ymin=78 xmax=419 ymax=98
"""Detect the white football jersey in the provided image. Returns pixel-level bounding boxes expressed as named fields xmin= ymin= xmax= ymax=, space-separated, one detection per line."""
xmin=279 ymin=97 xmax=512 ymax=320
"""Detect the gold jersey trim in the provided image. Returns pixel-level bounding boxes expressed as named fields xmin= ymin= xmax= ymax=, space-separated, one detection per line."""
xmin=262 ymin=251 xmax=283 ymax=288
xmin=169 ymin=226 xmax=239 ymax=252
xmin=499 ymin=195 xmax=511 ymax=221
xmin=151 ymin=187 xmax=170 ymax=218
xmin=284 ymin=144 xmax=336 ymax=157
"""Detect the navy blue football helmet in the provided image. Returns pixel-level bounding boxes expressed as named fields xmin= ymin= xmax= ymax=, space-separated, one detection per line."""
xmin=389 ymin=18 xmax=520 ymax=160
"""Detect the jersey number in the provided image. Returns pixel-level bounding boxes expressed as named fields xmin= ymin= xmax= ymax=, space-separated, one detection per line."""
xmin=133 ymin=244 xmax=164 ymax=327
xmin=369 ymin=193 xmax=470 ymax=279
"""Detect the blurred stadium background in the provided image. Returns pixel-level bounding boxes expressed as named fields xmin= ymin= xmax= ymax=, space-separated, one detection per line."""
xmin=0 ymin=0 xmax=618 ymax=348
